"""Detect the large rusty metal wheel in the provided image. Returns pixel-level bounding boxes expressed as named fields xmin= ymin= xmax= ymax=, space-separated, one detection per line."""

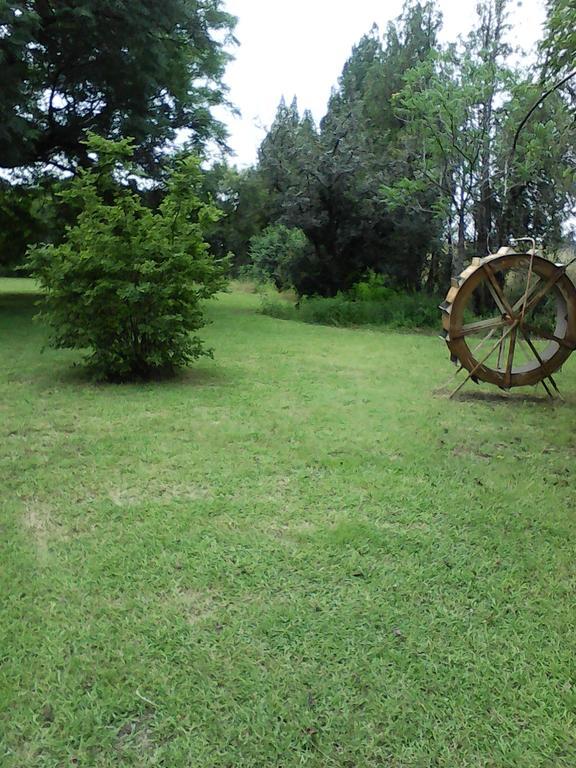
xmin=441 ymin=248 xmax=576 ymax=392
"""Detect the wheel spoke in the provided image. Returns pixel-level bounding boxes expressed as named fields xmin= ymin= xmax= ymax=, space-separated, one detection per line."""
xmin=450 ymin=320 xmax=519 ymax=398
xmin=522 ymin=323 xmax=576 ymax=350
xmin=517 ymin=335 xmax=533 ymax=365
xmin=470 ymin=328 xmax=497 ymax=354
xmin=511 ymin=276 xmax=542 ymax=314
xmin=455 ymin=316 xmax=507 ymax=338
xmin=504 ymin=327 xmax=517 ymax=387
xmin=485 ymin=277 xmax=508 ymax=315
xmin=522 ymin=270 xmax=565 ymax=316
xmin=520 ymin=328 xmax=546 ymax=365
xmin=518 ymin=250 xmax=537 ymax=323
xmin=482 ymin=264 xmax=514 ymax=316
xmin=520 ymin=328 xmax=563 ymax=398
xmin=497 ymin=328 xmax=506 ymax=370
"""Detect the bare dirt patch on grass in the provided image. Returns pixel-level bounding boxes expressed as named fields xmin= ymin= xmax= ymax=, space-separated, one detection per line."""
xmin=21 ymin=499 xmax=60 ymax=562
xmin=115 ymin=710 xmax=155 ymax=754
xmin=108 ymin=482 xmax=213 ymax=508
xmin=173 ymin=587 xmax=219 ymax=625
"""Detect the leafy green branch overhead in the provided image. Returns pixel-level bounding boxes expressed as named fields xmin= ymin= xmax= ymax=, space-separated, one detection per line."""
xmin=0 ymin=0 xmax=237 ymax=174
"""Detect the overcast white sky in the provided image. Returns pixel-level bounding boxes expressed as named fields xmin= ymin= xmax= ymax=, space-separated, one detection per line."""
xmin=216 ymin=0 xmax=547 ymax=167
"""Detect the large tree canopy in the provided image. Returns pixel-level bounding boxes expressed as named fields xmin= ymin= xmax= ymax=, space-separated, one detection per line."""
xmin=0 ymin=0 xmax=236 ymax=173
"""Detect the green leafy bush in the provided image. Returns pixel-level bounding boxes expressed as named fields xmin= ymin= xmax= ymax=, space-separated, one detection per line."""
xmin=26 ymin=134 xmax=227 ymax=381
xmin=261 ymin=272 xmax=440 ymax=330
xmin=247 ymin=224 xmax=312 ymax=290
xmin=346 ymin=271 xmax=394 ymax=303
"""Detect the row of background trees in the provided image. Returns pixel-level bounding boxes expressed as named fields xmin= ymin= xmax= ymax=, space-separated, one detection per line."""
xmin=1 ymin=0 xmax=575 ymax=300
xmin=204 ymin=0 xmax=576 ymax=297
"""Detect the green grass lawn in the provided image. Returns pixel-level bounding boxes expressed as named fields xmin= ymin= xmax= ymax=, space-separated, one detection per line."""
xmin=1 ymin=279 xmax=575 ymax=767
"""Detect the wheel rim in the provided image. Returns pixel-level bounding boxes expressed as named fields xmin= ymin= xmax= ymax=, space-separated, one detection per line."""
xmin=442 ymin=253 xmax=576 ymax=389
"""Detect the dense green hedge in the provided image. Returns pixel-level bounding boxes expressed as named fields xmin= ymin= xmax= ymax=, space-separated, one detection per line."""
xmin=261 ymin=280 xmax=441 ymax=331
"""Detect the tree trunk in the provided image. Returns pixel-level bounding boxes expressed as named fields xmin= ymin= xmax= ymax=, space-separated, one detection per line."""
xmin=476 ymin=176 xmax=492 ymax=255
xmin=425 ymin=250 xmax=438 ymax=293
xmin=474 ymin=0 xmax=506 ymax=253
xmin=452 ymin=209 xmax=466 ymax=276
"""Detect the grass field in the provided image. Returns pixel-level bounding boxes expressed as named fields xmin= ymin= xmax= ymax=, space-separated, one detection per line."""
xmin=1 ymin=278 xmax=575 ymax=768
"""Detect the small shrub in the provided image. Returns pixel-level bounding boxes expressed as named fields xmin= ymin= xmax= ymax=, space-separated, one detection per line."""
xmin=260 ymin=295 xmax=298 ymax=321
xmin=26 ymin=134 xmax=227 ymax=381
xmin=248 ymin=224 xmax=312 ymax=290
xmin=347 ymin=270 xmax=394 ymax=303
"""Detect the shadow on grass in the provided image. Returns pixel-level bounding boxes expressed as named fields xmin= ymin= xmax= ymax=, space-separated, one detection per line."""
xmin=0 ymin=291 xmax=43 ymax=304
xmin=0 ymin=295 xmax=42 ymax=317
xmin=436 ymin=388 xmax=570 ymax=406
xmin=1 ymin=292 xmax=234 ymax=391
xmin=52 ymin=359 xmax=233 ymax=391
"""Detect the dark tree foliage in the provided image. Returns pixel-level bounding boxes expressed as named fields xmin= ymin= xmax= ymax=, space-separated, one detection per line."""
xmin=0 ymin=0 xmax=236 ymax=173
xmin=0 ymin=177 xmax=65 ymax=273
xmin=363 ymin=3 xmax=442 ymax=141
xmin=496 ymin=84 xmax=575 ymax=249
xmin=244 ymin=0 xmax=574 ymax=301
xmin=248 ymin=223 xmax=312 ymax=290
xmin=256 ymin=3 xmax=444 ymax=297
xmin=201 ymin=162 xmax=270 ymax=269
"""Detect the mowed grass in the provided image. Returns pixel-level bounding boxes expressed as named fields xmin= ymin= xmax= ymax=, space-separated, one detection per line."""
xmin=1 ymin=278 xmax=575 ymax=768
